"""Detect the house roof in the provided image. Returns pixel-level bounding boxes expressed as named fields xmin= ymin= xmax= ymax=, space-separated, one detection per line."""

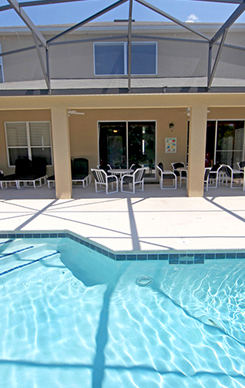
xmin=1 ymin=77 xmax=245 ymax=96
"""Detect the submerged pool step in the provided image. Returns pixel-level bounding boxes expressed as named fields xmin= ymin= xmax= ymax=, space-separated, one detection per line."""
xmin=0 ymin=238 xmax=37 ymax=255
xmin=0 ymin=244 xmax=60 ymax=276
xmin=0 ymin=239 xmax=14 ymax=247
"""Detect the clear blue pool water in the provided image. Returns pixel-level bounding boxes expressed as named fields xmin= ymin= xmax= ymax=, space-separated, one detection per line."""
xmin=0 ymin=238 xmax=245 ymax=388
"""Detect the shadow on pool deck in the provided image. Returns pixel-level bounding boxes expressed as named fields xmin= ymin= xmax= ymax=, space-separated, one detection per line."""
xmin=0 ymin=183 xmax=245 ymax=252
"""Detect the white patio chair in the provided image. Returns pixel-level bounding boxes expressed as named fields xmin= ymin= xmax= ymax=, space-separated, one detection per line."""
xmin=91 ymin=168 xmax=118 ymax=194
xmin=157 ymin=163 xmax=177 ymax=189
xmin=222 ymin=165 xmax=245 ymax=189
xmin=204 ymin=167 xmax=211 ymax=191
xmin=207 ymin=163 xmax=223 ymax=188
xmin=237 ymin=161 xmax=245 ymax=171
xmin=121 ymin=167 xmax=145 ymax=193
xmin=130 ymin=163 xmax=144 ymax=170
xmin=171 ymin=162 xmax=187 ymax=187
xmin=96 ymin=163 xmax=112 ymax=171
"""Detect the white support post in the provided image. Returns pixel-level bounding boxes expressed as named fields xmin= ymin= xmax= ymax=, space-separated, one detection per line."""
xmin=187 ymin=104 xmax=208 ymax=197
xmin=51 ymin=107 xmax=72 ymax=199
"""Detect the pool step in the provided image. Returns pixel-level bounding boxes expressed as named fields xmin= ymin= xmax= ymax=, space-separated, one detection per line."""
xmin=0 ymin=243 xmax=60 ymax=276
xmin=0 ymin=238 xmax=41 ymax=254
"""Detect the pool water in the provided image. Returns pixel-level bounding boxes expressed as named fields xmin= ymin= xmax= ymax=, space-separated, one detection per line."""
xmin=0 ymin=238 xmax=245 ymax=388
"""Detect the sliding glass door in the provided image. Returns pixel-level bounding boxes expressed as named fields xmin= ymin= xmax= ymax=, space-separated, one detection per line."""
xmin=99 ymin=121 xmax=156 ymax=179
xmin=205 ymin=120 xmax=244 ymax=167
xmin=216 ymin=121 xmax=244 ymax=167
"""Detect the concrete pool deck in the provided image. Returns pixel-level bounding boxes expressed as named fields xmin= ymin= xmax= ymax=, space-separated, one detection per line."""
xmin=0 ymin=183 xmax=245 ymax=252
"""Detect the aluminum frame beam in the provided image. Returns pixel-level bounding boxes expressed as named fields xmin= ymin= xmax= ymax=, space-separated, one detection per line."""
xmin=2 ymin=32 xmax=245 ymax=58
xmin=47 ymin=0 xmax=128 ymax=43
xmin=6 ymin=0 xmax=47 ymax=48
xmin=135 ymin=0 xmax=211 ymax=41
xmin=0 ymin=0 xmax=243 ymax=11
xmin=190 ymin=0 xmax=243 ymax=3
xmin=208 ymin=29 xmax=228 ymax=89
xmin=6 ymin=0 xmax=50 ymax=90
xmin=128 ymin=0 xmax=133 ymax=91
xmin=32 ymin=32 xmax=51 ymax=91
xmin=207 ymin=0 xmax=245 ymax=89
xmin=0 ymin=0 xmax=86 ymax=12
xmin=1 ymin=0 xmax=245 ymax=92
xmin=210 ymin=1 xmax=245 ymax=46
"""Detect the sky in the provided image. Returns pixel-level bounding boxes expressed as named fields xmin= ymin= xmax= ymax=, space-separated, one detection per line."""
xmin=0 ymin=0 xmax=244 ymax=27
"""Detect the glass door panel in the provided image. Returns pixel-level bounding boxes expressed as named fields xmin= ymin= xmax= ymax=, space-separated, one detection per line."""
xmin=99 ymin=121 xmax=156 ymax=179
xmin=216 ymin=121 xmax=244 ymax=167
xmin=99 ymin=123 xmax=127 ymax=168
xmin=128 ymin=122 xmax=155 ymax=178
xmin=205 ymin=121 xmax=216 ymax=167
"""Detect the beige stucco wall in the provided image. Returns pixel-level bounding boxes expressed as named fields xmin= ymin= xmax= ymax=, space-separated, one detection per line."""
xmin=207 ymin=107 xmax=245 ymax=120
xmin=1 ymin=35 xmax=46 ymax=82
xmin=1 ymin=23 xmax=245 ymax=82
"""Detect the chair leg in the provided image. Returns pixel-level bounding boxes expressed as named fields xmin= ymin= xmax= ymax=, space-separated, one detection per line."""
xmin=106 ymin=180 xmax=118 ymax=194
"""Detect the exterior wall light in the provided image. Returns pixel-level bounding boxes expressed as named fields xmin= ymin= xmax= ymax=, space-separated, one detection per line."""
xmin=169 ymin=122 xmax=174 ymax=131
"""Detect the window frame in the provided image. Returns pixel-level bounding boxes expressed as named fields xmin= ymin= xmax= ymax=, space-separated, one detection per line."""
xmin=5 ymin=121 xmax=53 ymax=167
xmin=93 ymin=41 xmax=157 ymax=76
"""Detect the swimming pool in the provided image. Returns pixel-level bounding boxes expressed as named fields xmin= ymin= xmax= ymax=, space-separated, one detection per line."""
xmin=0 ymin=236 xmax=245 ymax=388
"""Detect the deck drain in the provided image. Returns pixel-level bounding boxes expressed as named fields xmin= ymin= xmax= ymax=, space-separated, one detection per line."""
xmin=136 ymin=276 xmax=153 ymax=287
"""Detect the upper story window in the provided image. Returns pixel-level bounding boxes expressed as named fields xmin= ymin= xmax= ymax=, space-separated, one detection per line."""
xmin=94 ymin=42 xmax=157 ymax=76
xmin=5 ymin=121 xmax=52 ymax=167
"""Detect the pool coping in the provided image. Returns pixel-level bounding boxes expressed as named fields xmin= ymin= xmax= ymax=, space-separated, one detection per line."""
xmin=1 ymin=230 xmax=245 ymax=264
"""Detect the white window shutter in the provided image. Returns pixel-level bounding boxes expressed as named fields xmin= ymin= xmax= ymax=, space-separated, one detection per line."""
xmin=29 ymin=122 xmax=51 ymax=146
xmin=6 ymin=123 xmax=27 ymax=146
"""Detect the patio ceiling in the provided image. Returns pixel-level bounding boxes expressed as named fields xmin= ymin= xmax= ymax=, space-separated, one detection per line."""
xmin=1 ymin=0 xmax=245 ymax=94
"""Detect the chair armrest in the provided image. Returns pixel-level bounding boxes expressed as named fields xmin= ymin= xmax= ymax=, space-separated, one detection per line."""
xmin=163 ymin=170 xmax=177 ymax=175
xmin=107 ymin=174 xmax=118 ymax=180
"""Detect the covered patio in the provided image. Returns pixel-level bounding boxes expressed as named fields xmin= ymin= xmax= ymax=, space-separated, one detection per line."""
xmin=1 ymin=92 xmax=245 ymax=199
xmin=1 ymin=0 xmax=245 ymax=199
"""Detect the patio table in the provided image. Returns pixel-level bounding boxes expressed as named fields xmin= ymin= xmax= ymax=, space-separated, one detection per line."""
xmin=108 ymin=168 xmax=134 ymax=179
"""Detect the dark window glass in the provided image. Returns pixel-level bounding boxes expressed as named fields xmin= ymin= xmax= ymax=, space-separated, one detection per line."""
xmin=31 ymin=148 xmax=52 ymax=165
xmin=9 ymin=148 xmax=28 ymax=165
xmin=130 ymin=43 xmax=157 ymax=75
xmin=205 ymin=121 xmax=216 ymax=167
xmin=99 ymin=123 xmax=127 ymax=168
xmin=94 ymin=44 xmax=124 ymax=75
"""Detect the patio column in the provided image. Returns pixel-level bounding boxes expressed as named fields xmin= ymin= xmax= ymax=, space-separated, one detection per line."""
xmin=51 ymin=107 xmax=72 ymax=199
xmin=187 ymin=104 xmax=207 ymax=197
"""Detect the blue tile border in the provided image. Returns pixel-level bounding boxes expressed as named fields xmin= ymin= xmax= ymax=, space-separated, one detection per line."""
xmin=0 ymin=231 xmax=245 ymax=265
